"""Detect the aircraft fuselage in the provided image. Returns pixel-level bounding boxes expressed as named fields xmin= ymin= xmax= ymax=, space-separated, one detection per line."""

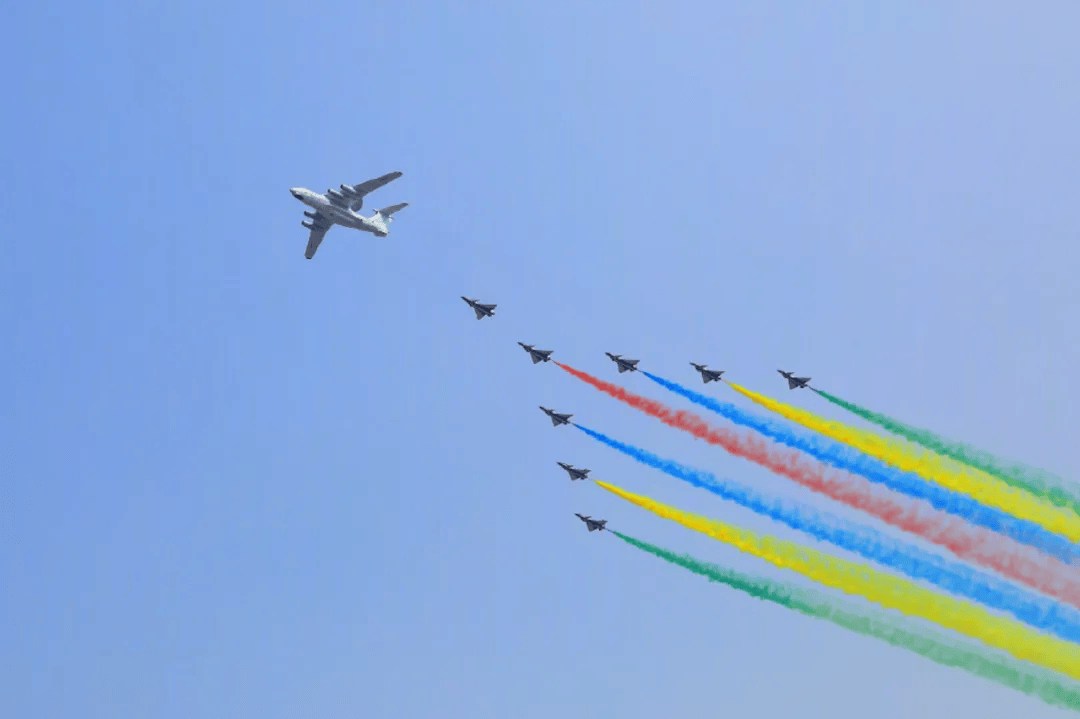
xmin=292 ymin=189 xmax=389 ymax=236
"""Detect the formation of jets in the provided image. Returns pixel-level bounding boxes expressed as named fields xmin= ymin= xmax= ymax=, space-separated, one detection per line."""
xmin=518 ymin=342 xmax=553 ymax=364
xmin=290 ymin=171 xmax=408 ymax=259
xmin=292 ymin=172 xmax=819 ymax=538
xmin=462 ymin=297 xmax=497 ymax=320
xmin=778 ymin=369 xmax=811 ymax=389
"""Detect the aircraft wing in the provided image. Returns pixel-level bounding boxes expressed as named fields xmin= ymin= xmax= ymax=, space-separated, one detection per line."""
xmin=344 ymin=171 xmax=403 ymax=210
xmin=304 ymin=213 xmax=334 ymax=259
xmin=305 ymin=226 xmax=329 ymax=259
xmin=473 ymin=307 xmax=487 ymax=320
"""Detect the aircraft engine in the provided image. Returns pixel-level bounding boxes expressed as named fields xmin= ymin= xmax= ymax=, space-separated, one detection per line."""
xmin=301 ymin=220 xmax=314 ymax=229
xmin=303 ymin=211 xmax=316 ymax=219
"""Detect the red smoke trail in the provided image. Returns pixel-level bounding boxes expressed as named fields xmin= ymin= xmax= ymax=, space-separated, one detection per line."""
xmin=554 ymin=362 xmax=1080 ymax=607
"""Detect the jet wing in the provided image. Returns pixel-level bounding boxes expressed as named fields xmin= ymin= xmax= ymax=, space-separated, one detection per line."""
xmin=473 ymin=303 xmax=496 ymax=319
xmin=343 ymin=171 xmax=403 ymax=210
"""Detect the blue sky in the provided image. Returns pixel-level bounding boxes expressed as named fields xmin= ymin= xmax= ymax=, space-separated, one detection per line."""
xmin=4 ymin=1 xmax=1080 ymax=717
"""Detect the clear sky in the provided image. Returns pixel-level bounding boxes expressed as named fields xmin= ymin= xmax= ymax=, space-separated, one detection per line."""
xmin=5 ymin=1 xmax=1080 ymax=717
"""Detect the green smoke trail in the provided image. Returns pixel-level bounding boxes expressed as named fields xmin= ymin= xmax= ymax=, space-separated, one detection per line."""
xmin=611 ymin=530 xmax=1080 ymax=712
xmin=813 ymin=389 xmax=1080 ymax=518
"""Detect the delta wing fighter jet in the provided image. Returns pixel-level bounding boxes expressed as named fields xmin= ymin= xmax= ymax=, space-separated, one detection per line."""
xmin=462 ymin=297 xmax=496 ymax=320
xmin=575 ymin=513 xmax=607 ymax=532
xmin=605 ymin=352 xmax=640 ymax=373
xmin=539 ymin=406 xmax=573 ymax=426
xmin=778 ymin=370 xmax=811 ymax=389
xmin=690 ymin=363 xmax=725 ymax=383
xmin=289 ymin=171 xmax=408 ymax=259
xmin=518 ymin=343 xmax=553 ymax=364
xmin=557 ymin=462 xmax=590 ymax=481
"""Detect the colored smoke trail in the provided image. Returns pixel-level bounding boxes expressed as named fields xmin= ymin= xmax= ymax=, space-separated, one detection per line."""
xmin=814 ymin=387 xmax=1080 ymax=519
xmin=576 ymin=423 xmax=1080 ymax=625
xmin=595 ymin=480 xmax=1080 ymax=681
xmin=640 ymin=370 xmax=1080 ymax=566
xmin=611 ymin=530 xmax=1080 ymax=712
xmin=725 ymin=381 xmax=1080 ymax=545
xmin=555 ymin=362 xmax=1080 ymax=573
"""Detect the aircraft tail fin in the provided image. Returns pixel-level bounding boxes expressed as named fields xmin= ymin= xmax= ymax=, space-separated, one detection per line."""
xmin=376 ymin=202 xmax=408 ymax=220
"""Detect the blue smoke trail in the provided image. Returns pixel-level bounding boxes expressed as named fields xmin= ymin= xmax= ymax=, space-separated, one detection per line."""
xmin=642 ymin=371 xmax=1080 ymax=566
xmin=574 ymin=422 xmax=1080 ymax=645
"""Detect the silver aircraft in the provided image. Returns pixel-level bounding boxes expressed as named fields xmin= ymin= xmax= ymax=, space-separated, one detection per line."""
xmin=605 ymin=352 xmax=640 ymax=373
xmin=289 ymin=171 xmax=407 ymax=259
xmin=778 ymin=370 xmax=811 ymax=389
xmin=539 ymin=406 xmax=573 ymax=426
xmin=690 ymin=362 xmax=725 ymax=383
xmin=575 ymin=513 xmax=607 ymax=532
xmin=461 ymin=297 xmax=496 ymax=320
xmin=557 ymin=462 xmax=590 ymax=481
xmin=518 ymin=342 xmax=553 ymax=363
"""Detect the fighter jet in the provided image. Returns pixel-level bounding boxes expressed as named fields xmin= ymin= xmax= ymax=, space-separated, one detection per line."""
xmin=557 ymin=462 xmax=590 ymax=481
xmin=289 ymin=172 xmax=408 ymax=259
xmin=518 ymin=342 xmax=553 ymax=364
xmin=539 ymin=406 xmax=573 ymax=426
xmin=778 ymin=370 xmax=812 ymax=389
xmin=461 ymin=297 xmax=496 ymax=320
xmin=605 ymin=352 xmax=640 ymax=373
xmin=575 ymin=513 xmax=607 ymax=532
xmin=690 ymin=362 xmax=725 ymax=383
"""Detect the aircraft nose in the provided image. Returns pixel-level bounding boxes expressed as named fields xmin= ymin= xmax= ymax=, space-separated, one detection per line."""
xmin=290 ymin=188 xmax=302 ymax=198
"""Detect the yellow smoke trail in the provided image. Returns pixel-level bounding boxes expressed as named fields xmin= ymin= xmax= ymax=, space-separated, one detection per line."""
xmin=725 ymin=383 xmax=1080 ymax=544
xmin=595 ymin=480 xmax=1080 ymax=681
